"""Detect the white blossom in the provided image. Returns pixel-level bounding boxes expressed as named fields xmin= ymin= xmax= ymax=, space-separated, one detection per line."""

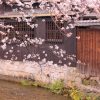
xmin=9 ymin=50 xmax=13 ymax=53
xmin=68 ymin=62 xmax=71 ymax=66
xmin=4 ymin=55 xmax=8 ymax=58
xmin=69 ymin=24 xmax=75 ymax=29
xmin=0 ymin=0 xmax=2 ymax=4
xmin=16 ymin=31 xmax=19 ymax=35
xmin=43 ymin=51 xmax=45 ymax=54
xmin=42 ymin=19 xmax=46 ymax=22
xmin=27 ymin=54 xmax=32 ymax=59
xmin=42 ymin=58 xmax=46 ymax=63
xmin=58 ymin=60 xmax=62 ymax=64
xmin=55 ymin=45 xmax=59 ymax=50
xmin=38 ymin=57 xmax=40 ymax=60
xmin=47 ymin=61 xmax=53 ymax=66
xmin=76 ymin=36 xmax=80 ymax=40
xmin=35 ymin=24 xmax=38 ymax=28
xmin=7 ymin=29 xmax=11 ymax=33
xmin=1 ymin=37 xmax=8 ymax=43
xmin=5 ymin=52 xmax=8 ymax=54
xmin=30 ymin=24 xmax=35 ymax=29
xmin=61 ymin=27 xmax=65 ymax=30
xmin=45 ymin=54 xmax=47 ymax=57
xmin=23 ymin=59 xmax=26 ymax=62
xmin=19 ymin=42 xmax=26 ymax=47
xmin=66 ymin=26 xmax=69 ymax=29
xmin=17 ymin=50 xmax=20 ymax=52
xmin=66 ymin=32 xmax=73 ymax=37
xmin=64 ymin=58 xmax=66 ymax=60
xmin=13 ymin=37 xmax=16 ymax=41
xmin=24 ymin=55 xmax=26 ymax=57
xmin=49 ymin=46 xmax=53 ymax=49
xmin=77 ymin=60 xmax=81 ymax=64
xmin=1 ymin=43 xmax=7 ymax=50
xmin=0 ymin=31 xmax=6 ymax=35
xmin=25 ymin=34 xmax=28 ymax=37
xmin=11 ymin=47 xmax=14 ymax=50
xmin=61 ymin=54 xmax=64 ymax=57
xmin=17 ymin=17 xmax=22 ymax=22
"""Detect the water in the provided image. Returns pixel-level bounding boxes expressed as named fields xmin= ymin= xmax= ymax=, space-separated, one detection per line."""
xmin=0 ymin=80 xmax=68 ymax=100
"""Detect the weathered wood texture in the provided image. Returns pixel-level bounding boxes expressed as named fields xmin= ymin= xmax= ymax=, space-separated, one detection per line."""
xmin=77 ymin=27 xmax=100 ymax=76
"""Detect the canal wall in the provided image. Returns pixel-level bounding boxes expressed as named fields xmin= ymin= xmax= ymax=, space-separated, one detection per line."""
xmin=0 ymin=60 xmax=81 ymax=84
xmin=0 ymin=60 xmax=100 ymax=93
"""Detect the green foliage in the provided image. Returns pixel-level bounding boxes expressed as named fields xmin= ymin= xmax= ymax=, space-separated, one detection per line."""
xmin=69 ymin=87 xmax=99 ymax=100
xmin=95 ymin=96 xmax=100 ymax=100
xmin=31 ymin=81 xmax=49 ymax=88
xmin=20 ymin=80 xmax=65 ymax=94
xmin=85 ymin=94 xmax=92 ymax=100
xmin=31 ymin=81 xmax=39 ymax=87
xmin=68 ymin=86 xmax=100 ymax=100
xmin=69 ymin=87 xmax=83 ymax=100
xmin=20 ymin=79 xmax=100 ymax=100
xmin=49 ymin=80 xmax=64 ymax=94
xmin=20 ymin=80 xmax=32 ymax=86
xmin=20 ymin=80 xmax=49 ymax=88
xmin=84 ymin=94 xmax=100 ymax=100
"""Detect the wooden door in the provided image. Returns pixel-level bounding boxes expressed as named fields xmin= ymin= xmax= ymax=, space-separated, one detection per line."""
xmin=96 ymin=30 xmax=100 ymax=74
xmin=77 ymin=27 xmax=100 ymax=76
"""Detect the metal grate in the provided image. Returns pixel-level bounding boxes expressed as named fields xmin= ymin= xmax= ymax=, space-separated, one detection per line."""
xmin=46 ymin=21 xmax=64 ymax=43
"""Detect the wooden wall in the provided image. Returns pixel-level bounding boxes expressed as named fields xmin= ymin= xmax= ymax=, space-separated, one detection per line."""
xmin=77 ymin=27 xmax=100 ymax=76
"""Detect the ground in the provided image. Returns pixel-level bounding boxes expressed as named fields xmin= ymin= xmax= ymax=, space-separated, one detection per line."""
xmin=0 ymin=80 xmax=67 ymax=100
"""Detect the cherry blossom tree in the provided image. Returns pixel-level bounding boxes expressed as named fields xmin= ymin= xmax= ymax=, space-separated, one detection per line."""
xmin=1 ymin=0 xmax=100 ymax=32
xmin=0 ymin=0 xmax=100 ymax=67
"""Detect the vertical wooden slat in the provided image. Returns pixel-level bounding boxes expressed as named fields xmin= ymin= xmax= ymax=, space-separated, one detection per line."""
xmin=77 ymin=27 xmax=100 ymax=77
xmin=96 ymin=30 xmax=100 ymax=76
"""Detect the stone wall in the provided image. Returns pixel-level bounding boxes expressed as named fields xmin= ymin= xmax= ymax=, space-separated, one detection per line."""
xmin=0 ymin=60 xmax=77 ymax=84
xmin=0 ymin=59 xmax=100 ymax=93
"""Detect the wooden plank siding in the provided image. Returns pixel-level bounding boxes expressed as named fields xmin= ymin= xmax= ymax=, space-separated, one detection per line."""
xmin=77 ymin=27 xmax=100 ymax=76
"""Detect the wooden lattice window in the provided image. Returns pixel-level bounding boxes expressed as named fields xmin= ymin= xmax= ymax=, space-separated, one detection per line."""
xmin=0 ymin=19 xmax=35 ymax=44
xmin=14 ymin=21 xmax=35 ymax=39
xmin=46 ymin=21 xmax=64 ymax=42
xmin=4 ymin=20 xmax=15 ymax=39
xmin=0 ymin=19 xmax=5 ymax=40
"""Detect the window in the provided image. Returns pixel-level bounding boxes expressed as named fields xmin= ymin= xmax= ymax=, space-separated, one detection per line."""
xmin=14 ymin=21 xmax=35 ymax=39
xmin=46 ymin=20 xmax=64 ymax=43
xmin=0 ymin=19 xmax=35 ymax=44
